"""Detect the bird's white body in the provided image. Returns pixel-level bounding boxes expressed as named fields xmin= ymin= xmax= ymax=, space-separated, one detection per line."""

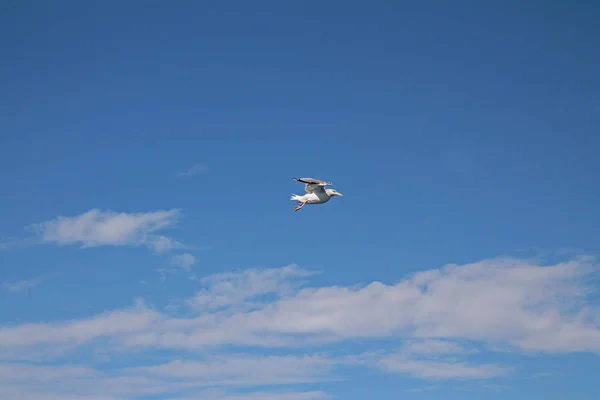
xmin=290 ymin=177 xmax=343 ymax=211
xmin=291 ymin=190 xmax=334 ymax=204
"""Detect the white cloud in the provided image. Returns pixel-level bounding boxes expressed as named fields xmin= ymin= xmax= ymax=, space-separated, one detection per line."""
xmin=168 ymin=390 xmax=331 ymax=400
xmin=376 ymin=355 xmax=508 ymax=379
xmin=0 ymin=355 xmax=336 ymax=400
xmin=147 ymin=234 xmax=183 ymax=253
xmin=178 ymin=163 xmax=207 ymax=177
xmin=0 ymin=364 xmax=169 ymax=400
xmin=29 ymin=209 xmax=182 ymax=252
xmin=400 ymin=339 xmax=473 ymax=355
xmin=403 ymin=386 xmax=438 ymax=393
xmin=1 ymin=276 xmax=42 ymax=292
xmin=0 ymin=363 xmax=96 ymax=382
xmin=186 ymin=264 xmax=315 ymax=312
xmin=170 ymin=253 xmax=197 ymax=270
xmin=0 ymin=299 xmax=161 ymax=348
xmin=4 ymin=257 xmax=596 ymax=354
xmin=1 ymin=256 xmax=599 ymax=398
xmin=361 ymin=340 xmax=509 ymax=380
xmin=126 ymin=353 xmax=337 ymax=386
xmin=230 ymin=256 xmax=599 ymax=353
xmin=0 ymin=389 xmax=122 ymax=400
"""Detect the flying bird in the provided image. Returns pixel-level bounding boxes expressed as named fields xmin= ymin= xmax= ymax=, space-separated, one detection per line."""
xmin=290 ymin=177 xmax=343 ymax=212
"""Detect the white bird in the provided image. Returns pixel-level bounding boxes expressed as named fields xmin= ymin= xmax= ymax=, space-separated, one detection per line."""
xmin=290 ymin=177 xmax=343 ymax=212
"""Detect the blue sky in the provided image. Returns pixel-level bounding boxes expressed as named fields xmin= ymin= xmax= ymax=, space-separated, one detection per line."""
xmin=1 ymin=1 xmax=600 ymax=399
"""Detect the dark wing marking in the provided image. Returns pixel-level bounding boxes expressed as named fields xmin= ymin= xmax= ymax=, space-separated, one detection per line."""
xmin=293 ymin=177 xmax=333 ymax=186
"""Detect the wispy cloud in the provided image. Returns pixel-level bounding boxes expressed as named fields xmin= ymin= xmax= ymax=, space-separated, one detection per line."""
xmin=178 ymin=163 xmax=207 ymax=177
xmin=403 ymin=386 xmax=438 ymax=393
xmin=528 ymin=371 xmax=560 ymax=379
xmin=28 ymin=209 xmax=183 ymax=253
xmin=156 ymin=253 xmax=199 ymax=281
xmin=126 ymin=353 xmax=338 ymax=386
xmin=1 ymin=276 xmax=43 ymax=292
xmin=186 ymin=264 xmax=315 ymax=312
xmin=347 ymin=340 xmax=507 ymax=380
xmin=0 ymin=355 xmax=336 ymax=400
xmin=371 ymin=340 xmax=510 ymax=380
xmin=0 ymin=298 xmax=161 ymax=349
xmin=166 ymin=390 xmax=332 ymax=400
xmin=400 ymin=339 xmax=475 ymax=356
xmin=147 ymin=234 xmax=183 ymax=253
xmin=377 ymin=357 xmax=508 ymax=380
xmin=170 ymin=253 xmax=197 ymax=270
xmin=0 ymin=256 xmax=599 ymax=398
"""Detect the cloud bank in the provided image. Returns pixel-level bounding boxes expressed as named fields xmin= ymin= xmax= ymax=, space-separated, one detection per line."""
xmin=1 ymin=256 xmax=599 ymax=399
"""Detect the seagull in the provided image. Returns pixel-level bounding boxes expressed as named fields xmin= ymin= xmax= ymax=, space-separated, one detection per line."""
xmin=290 ymin=177 xmax=343 ymax=212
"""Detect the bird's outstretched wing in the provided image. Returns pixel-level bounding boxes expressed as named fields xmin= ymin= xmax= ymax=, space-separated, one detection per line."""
xmin=293 ymin=177 xmax=332 ymax=186
xmin=293 ymin=177 xmax=332 ymax=194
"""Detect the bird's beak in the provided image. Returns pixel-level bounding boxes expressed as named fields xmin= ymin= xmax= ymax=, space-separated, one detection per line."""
xmin=336 ymin=192 xmax=343 ymax=196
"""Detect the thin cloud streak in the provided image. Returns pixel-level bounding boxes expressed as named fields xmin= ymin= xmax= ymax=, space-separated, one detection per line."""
xmin=178 ymin=163 xmax=207 ymax=177
xmin=1 ymin=276 xmax=43 ymax=292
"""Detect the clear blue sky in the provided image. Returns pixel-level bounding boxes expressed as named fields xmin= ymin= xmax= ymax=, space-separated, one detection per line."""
xmin=1 ymin=1 xmax=599 ymax=399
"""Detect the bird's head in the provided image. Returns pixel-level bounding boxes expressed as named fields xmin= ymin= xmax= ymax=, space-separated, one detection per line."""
xmin=326 ymin=189 xmax=343 ymax=197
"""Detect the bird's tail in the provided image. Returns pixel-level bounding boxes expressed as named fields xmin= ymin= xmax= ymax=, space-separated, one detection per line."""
xmin=290 ymin=194 xmax=303 ymax=201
